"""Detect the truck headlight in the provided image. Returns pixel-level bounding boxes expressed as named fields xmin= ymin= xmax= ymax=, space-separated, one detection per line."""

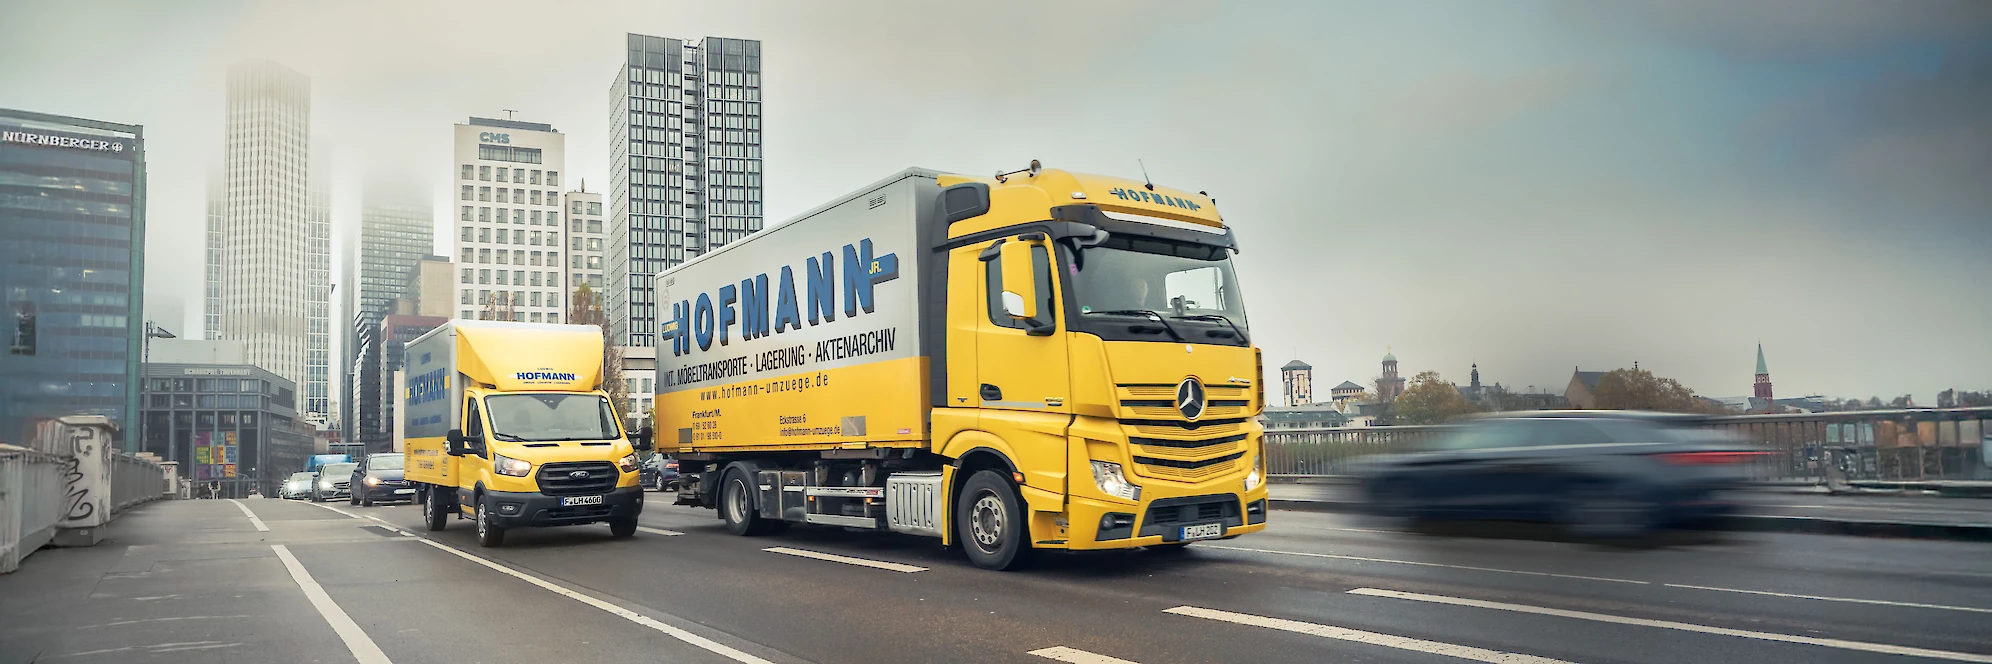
xmin=616 ymin=453 xmax=639 ymax=473
xmin=1090 ymin=461 xmax=1141 ymax=501
xmin=1245 ymin=454 xmax=1263 ymax=491
xmin=364 ymin=476 xmax=381 ymax=486
xmin=493 ymin=454 xmax=532 ymax=477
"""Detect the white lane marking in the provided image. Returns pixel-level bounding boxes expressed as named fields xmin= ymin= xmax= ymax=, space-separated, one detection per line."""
xmin=637 ymin=526 xmax=684 ymax=536
xmin=1349 ymin=588 xmax=1992 ymax=663
xmin=1029 ymin=645 xmax=1144 ymax=663
xmin=1165 ymin=605 xmax=1574 ymax=664
xmin=763 ymin=546 xmax=927 ymax=573
xmin=1660 ymin=583 xmax=1992 ymax=614
xmin=227 ymin=499 xmax=270 ymax=531
xmin=302 ymin=501 xmax=364 ymax=519
xmin=1197 ymin=544 xmax=1647 ymax=584
xmin=410 ymin=538 xmax=774 ymax=664
xmin=270 ymin=545 xmax=392 ymax=664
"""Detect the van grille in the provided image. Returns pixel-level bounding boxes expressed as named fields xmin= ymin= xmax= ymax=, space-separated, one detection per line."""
xmin=536 ymin=461 xmax=618 ymax=496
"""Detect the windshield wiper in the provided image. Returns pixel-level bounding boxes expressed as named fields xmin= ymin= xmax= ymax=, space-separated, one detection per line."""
xmin=1172 ymin=314 xmax=1250 ymax=344
xmin=1084 ymin=309 xmax=1186 ymax=341
xmin=489 ymin=432 xmax=527 ymax=442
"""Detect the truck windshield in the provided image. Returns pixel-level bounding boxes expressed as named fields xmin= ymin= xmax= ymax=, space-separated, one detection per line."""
xmin=484 ymin=394 xmax=623 ymax=442
xmin=1068 ymin=235 xmax=1249 ymax=343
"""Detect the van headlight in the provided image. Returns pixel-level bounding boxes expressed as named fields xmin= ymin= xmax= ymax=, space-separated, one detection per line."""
xmin=1245 ymin=454 xmax=1263 ymax=491
xmin=616 ymin=453 xmax=639 ymax=473
xmin=320 ymin=481 xmax=333 ymax=489
xmin=1090 ymin=461 xmax=1141 ymax=501
xmin=493 ymin=454 xmax=532 ymax=477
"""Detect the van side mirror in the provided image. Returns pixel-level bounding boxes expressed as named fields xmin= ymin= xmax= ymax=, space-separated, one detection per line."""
xmin=631 ymin=425 xmax=654 ymax=451
xmin=999 ymin=239 xmax=1037 ymax=320
xmin=445 ymin=429 xmax=465 ymax=456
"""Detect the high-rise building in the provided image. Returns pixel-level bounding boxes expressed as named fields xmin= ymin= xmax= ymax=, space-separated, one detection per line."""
xmin=452 ymin=117 xmax=567 ymax=323
xmin=210 ymin=60 xmax=322 ymax=423
xmin=564 ymin=188 xmax=606 ymax=294
xmin=341 ymin=185 xmax=432 ymax=446
xmin=608 ymin=33 xmax=764 ymax=347
xmin=0 ymin=107 xmax=146 ymax=447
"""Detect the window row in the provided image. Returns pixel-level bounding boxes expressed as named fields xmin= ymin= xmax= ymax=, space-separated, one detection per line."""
xmin=462 ymin=289 xmax=562 ymax=308
xmin=459 ymin=206 xmax=562 ymax=225
xmin=462 ymin=310 xmax=560 ymax=324
xmin=462 ymin=164 xmax=559 ymax=186
xmin=459 ymin=226 xmax=561 ymax=246
xmin=457 ymin=248 xmax=563 ymax=267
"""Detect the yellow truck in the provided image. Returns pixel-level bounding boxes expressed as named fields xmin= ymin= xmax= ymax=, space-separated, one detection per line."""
xmin=402 ymin=320 xmax=654 ymax=546
xmin=656 ymin=163 xmax=1266 ymax=569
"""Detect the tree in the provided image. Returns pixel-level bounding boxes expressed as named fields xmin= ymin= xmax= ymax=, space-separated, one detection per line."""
xmin=1592 ymin=367 xmax=1725 ymax=414
xmin=568 ymin=283 xmax=628 ymax=421
xmin=1393 ymin=371 xmax=1479 ymax=425
xmin=1889 ymin=394 xmax=1915 ymax=409
xmin=1959 ymin=391 xmax=1992 ymax=408
xmin=1867 ymin=396 xmax=1883 ymax=409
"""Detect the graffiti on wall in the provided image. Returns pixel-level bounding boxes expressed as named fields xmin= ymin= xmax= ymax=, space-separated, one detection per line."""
xmin=33 ymin=415 xmax=113 ymax=528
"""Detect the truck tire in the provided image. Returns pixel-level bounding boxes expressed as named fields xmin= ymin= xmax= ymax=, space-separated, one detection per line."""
xmin=421 ymin=485 xmax=449 ymax=532
xmin=475 ymin=497 xmax=506 ymax=547
xmin=719 ymin=469 xmax=777 ymax=536
xmin=958 ymin=470 xmax=1034 ymax=571
xmin=609 ymin=515 xmax=638 ymax=538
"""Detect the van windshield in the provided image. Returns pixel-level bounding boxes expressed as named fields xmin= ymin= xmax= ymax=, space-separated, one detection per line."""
xmin=484 ymin=393 xmax=623 ymax=442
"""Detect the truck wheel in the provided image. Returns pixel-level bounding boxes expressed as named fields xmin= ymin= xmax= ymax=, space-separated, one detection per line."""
xmin=958 ymin=470 xmax=1034 ymax=571
xmin=609 ymin=516 xmax=638 ymax=538
xmin=422 ymin=486 xmax=448 ymax=532
xmin=720 ymin=470 xmax=775 ymax=536
xmin=475 ymin=498 xmax=506 ymax=547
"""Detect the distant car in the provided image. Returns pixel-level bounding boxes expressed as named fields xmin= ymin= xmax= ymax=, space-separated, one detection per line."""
xmin=280 ymin=471 xmax=315 ymax=500
xmin=640 ymin=455 xmax=680 ymax=492
xmin=349 ymin=453 xmax=414 ymax=506
xmin=312 ymin=462 xmax=357 ymax=502
xmin=1355 ymin=412 xmax=1766 ymax=537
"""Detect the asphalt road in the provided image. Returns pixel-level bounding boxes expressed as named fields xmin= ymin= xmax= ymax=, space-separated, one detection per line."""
xmin=4 ymin=493 xmax=1991 ymax=664
xmin=1271 ymin=481 xmax=1992 ymax=526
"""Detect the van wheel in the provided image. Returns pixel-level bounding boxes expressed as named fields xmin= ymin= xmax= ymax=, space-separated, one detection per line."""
xmin=609 ymin=516 xmax=638 ymax=538
xmin=720 ymin=470 xmax=776 ymax=536
xmin=475 ymin=498 xmax=506 ymax=547
xmin=958 ymin=470 xmax=1034 ymax=571
xmin=422 ymin=486 xmax=449 ymax=531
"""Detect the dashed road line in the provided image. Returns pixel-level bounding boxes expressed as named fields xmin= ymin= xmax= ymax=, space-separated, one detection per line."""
xmin=764 ymin=546 xmax=927 ymax=573
xmin=1164 ymin=605 xmax=1574 ymax=663
xmin=226 ymin=499 xmax=269 ymax=531
xmin=1196 ymin=544 xmax=1648 ymax=584
xmin=1348 ymin=587 xmax=1992 ymax=663
xmin=1660 ymin=583 xmax=1992 ymax=614
xmin=1028 ymin=645 xmax=1144 ymax=663
xmin=271 ymin=545 xmax=392 ymax=664
xmin=637 ymin=526 xmax=684 ymax=536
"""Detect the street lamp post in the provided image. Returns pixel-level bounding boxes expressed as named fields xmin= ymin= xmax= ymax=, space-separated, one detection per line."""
xmin=141 ymin=321 xmax=175 ymax=482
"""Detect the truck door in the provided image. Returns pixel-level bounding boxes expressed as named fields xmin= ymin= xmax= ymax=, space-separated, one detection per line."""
xmin=974 ymin=236 xmax=1071 ymax=492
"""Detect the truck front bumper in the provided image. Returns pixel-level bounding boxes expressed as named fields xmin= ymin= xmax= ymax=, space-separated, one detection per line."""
xmin=1062 ymin=485 xmax=1270 ymax=551
xmin=482 ymin=486 xmax=643 ymax=528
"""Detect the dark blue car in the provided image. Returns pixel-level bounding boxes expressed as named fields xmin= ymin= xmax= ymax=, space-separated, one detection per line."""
xmin=349 ymin=453 xmax=415 ymax=506
xmin=1355 ymin=412 xmax=1765 ymax=537
xmin=640 ymin=454 xmax=680 ymax=492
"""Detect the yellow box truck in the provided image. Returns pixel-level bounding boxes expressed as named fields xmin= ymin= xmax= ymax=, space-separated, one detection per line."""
xmin=402 ymin=320 xmax=654 ymax=546
xmin=656 ymin=163 xmax=1267 ymax=569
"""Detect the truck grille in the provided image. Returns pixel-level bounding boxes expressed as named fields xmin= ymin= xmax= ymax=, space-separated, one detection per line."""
xmin=1131 ymin=450 xmax=1246 ymax=481
xmin=536 ymin=461 xmax=618 ymax=496
xmin=1130 ymin=432 xmax=1247 ymax=451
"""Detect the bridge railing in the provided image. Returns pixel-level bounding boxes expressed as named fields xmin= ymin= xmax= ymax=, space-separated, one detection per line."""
xmin=0 ymin=446 xmax=69 ymax=573
xmin=0 ymin=416 xmax=171 ymax=573
xmin=1264 ymin=407 xmax=1992 ymax=483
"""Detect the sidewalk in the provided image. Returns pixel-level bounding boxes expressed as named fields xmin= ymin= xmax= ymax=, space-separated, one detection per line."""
xmin=1269 ymin=482 xmax=1992 ymax=542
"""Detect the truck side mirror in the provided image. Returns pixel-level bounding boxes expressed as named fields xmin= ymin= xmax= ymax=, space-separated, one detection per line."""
xmin=445 ymin=429 xmax=465 ymax=456
xmin=631 ymin=425 xmax=654 ymax=451
xmin=999 ymin=240 xmax=1037 ymax=320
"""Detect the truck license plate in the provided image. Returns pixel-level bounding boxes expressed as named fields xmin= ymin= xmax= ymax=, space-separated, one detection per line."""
xmin=560 ymin=495 xmax=604 ymax=506
xmin=394 ymin=488 xmax=415 ymax=495
xmin=1180 ymin=523 xmax=1224 ymax=541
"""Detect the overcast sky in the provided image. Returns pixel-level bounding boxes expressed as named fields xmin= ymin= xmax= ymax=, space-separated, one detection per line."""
xmin=4 ymin=0 xmax=1988 ymax=404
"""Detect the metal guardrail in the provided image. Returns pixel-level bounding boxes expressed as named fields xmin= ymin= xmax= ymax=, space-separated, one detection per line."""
xmin=1265 ymin=407 xmax=1992 ymax=482
xmin=0 ymin=446 xmax=68 ymax=574
xmin=1 ymin=416 xmax=172 ymax=573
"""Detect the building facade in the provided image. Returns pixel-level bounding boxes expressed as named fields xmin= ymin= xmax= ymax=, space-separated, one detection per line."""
xmin=608 ymin=33 xmax=765 ymax=347
xmin=394 ymin=255 xmax=455 ymax=318
xmin=139 ymin=361 xmax=314 ymax=498
xmin=453 ymin=117 xmax=566 ymax=323
xmin=565 ymin=188 xmax=606 ymax=293
xmin=618 ymin=344 xmax=656 ymax=429
xmin=0 ymin=107 xmax=146 ymax=447
xmin=1377 ymin=350 xmax=1405 ymax=401
xmin=208 ymin=60 xmax=324 ymax=425
xmin=342 ymin=185 xmax=433 ymax=445
xmin=1279 ymin=360 xmax=1313 ymax=407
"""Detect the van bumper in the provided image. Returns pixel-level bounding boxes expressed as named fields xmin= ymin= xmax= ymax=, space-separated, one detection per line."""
xmin=482 ymin=486 xmax=644 ymax=528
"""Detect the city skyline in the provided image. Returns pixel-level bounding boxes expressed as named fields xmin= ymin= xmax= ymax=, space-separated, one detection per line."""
xmin=1 ymin=1 xmax=1985 ymax=403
